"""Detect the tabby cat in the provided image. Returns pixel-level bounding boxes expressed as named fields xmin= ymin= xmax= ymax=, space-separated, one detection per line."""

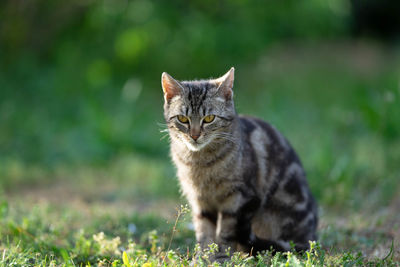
xmin=161 ymin=68 xmax=318 ymax=261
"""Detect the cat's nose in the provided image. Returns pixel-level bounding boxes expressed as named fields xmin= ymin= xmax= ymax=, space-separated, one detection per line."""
xmin=191 ymin=134 xmax=200 ymax=141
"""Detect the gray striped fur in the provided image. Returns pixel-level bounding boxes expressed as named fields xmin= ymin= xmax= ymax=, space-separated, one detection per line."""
xmin=161 ymin=68 xmax=318 ymax=260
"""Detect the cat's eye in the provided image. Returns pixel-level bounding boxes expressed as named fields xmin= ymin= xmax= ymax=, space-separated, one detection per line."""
xmin=177 ymin=115 xmax=189 ymax=123
xmin=203 ymin=115 xmax=215 ymax=123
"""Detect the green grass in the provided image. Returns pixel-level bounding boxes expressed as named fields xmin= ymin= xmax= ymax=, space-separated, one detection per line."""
xmin=1 ymin=41 xmax=400 ymax=266
xmin=0 ymin=199 xmax=398 ymax=266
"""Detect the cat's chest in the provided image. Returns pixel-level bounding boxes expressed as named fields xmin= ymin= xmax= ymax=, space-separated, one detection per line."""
xmin=177 ymin=163 xmax=238 ymax=208
xmin=178 ymin=163 xmax=225 ymax=190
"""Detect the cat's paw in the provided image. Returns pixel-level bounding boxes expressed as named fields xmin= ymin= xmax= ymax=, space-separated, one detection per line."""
xmin=190 ymin=252 xmax=230 ymax=266
xmin=209 ymin=253 xmax=230 ymax=264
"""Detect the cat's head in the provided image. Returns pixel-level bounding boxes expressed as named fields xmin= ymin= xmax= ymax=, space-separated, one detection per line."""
xmin=161 ymin=68 xmax=236 ymax=152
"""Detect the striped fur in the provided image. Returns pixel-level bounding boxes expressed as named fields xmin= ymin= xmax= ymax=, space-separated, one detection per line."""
xmin=161 ymin=68 xmax=318 ymax=260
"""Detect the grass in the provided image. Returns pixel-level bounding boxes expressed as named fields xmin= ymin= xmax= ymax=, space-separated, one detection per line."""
xmin=0 ymin=195 xmax=398 ymax=266
xmin=1 ymin=40 xmax=400 ymax=266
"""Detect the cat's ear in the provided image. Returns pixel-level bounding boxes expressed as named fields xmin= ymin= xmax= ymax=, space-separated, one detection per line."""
xmin=215 ymin=67 xmax=234 ymax=100
xmin=161 ymin=72 xmax=183 ymax=102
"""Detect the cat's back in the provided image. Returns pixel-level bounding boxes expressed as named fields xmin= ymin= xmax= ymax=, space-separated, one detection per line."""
xmin=238 ymin=115 xmax=317 ymax=245
xmin=238 ymin=114 xmax=304 ymax=171
xmin=237 ymin=114 xmax=308 ymax=198
xmin=238 ymin=115 xmax=293 ymax=154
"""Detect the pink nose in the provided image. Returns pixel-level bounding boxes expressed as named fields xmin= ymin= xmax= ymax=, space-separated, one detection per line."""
xmin=191 ymin=134 xmax=200 ymax=141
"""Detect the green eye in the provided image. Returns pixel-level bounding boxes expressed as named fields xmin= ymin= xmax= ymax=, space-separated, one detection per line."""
xmin=203 ymin=115 xmax=215 ymax=123
xmin=177 ymin=115 xmax=189 ymax=123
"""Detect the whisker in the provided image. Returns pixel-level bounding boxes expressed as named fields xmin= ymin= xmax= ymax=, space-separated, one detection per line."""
xmin=157 ymin=122 xmax=168 ymax=127
xmin=160 ymin=134 xmax=170 ymax=141
xmin=157 ymin=121 xmax=170 ymax=136
xmin=212 ymin=133 xmax=239 ymax=145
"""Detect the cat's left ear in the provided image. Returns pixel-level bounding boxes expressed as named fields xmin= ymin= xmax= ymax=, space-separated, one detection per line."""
xmin=215 ymin=67 xmax=234 ymax=100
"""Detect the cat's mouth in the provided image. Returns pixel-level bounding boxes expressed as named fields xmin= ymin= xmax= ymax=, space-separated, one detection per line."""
xmin=182 ymin=135 xmax=213 ymax=152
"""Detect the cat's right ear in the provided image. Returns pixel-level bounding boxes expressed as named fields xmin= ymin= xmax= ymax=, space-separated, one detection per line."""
xmin=162 ymin=72 xmax=183 ymax=102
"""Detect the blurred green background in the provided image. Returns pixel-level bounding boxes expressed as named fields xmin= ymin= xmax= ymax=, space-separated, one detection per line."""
xmin=1 ymin=0 xmax=400 ymax=211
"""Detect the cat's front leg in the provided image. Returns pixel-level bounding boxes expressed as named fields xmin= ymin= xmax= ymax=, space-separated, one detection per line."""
xmin=193 ymin=211 xmax=217 ymax=249
xmin=214 ymin=194 xmax=260 ymax=262
xmin=213 ymin=211 xmax=238 ymax=261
